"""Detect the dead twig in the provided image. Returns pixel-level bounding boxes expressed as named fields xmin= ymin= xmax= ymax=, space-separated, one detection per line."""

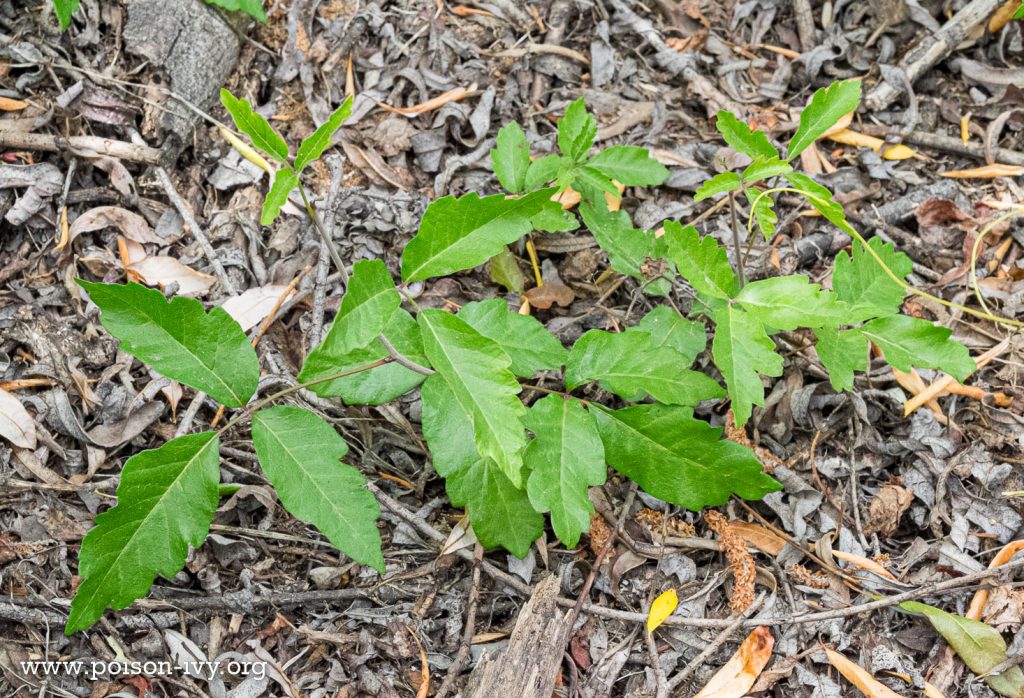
xmin=0 ymin=131 xmax=163 ymax=165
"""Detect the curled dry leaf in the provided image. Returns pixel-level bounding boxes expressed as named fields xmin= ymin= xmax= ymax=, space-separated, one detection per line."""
xmin=221 ymin=285 xmax=295 ymax=332
xmin=827 ymin=130 xmax=917 ymax=160
xmin=863 ymin=482 xmax=913 ymax=537
xmin=941 ymin=163 xmax=1024 ymax=178
xmin=524 ymin=259 xmax=575 ymax=309
xmin=0 ymin=388 xmax=37 ymax=449
xmin=694 ymin=626 xmax=775 ymax=698
xmin=967 ymin=539 xmax=1024 ymax=620
xmin=67 ymin=206 xmax=165 ymax=250
xmin=824 ymin=647 xmax=908 ymax=697
xmin=126 ymin=256 xmax=216 ymax=297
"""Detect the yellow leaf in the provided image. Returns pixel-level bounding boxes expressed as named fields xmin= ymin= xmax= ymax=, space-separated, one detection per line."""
xmin=940 ymin=163 xmax=1024 ymax=179
xmin=827 ymin=129 xmax=917 ymax=160
xmin=825 ymin=648 xmax=908 ymax=697
xmin=220 ymin=127 xmax=273 ymax=174
xmin=646 ymin=589 xmax=678 ymax=632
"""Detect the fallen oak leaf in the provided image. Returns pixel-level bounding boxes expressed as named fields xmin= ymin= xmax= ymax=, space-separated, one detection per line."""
xmin=729 ymin=521 xmax=786 ymax=556
xmin=221 ymin=284 xmax=296 ymax=332
xmin=694 ymin=626 xmax=774 ymax=697
xmin=67 ymin=206 xmax=165 ymax=250
xmin=126 ymin=256 xmax=216 ymax=297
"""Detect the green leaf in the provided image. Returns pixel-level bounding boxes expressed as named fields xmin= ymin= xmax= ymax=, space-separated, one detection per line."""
xmin=742 ymin=157 xmax=792 ymax=183
xmin=524 ymin=396 xmax=606 ymax=547
xmin=421 ymin=375 xmax=480 ymax=477
xmin=52 ymin=0 xmax=80 ymax=29
xmin=787 ymin=80 xmax=862 ymax=159
xmin=446 ymin=458 xmax=544 ymax=557
xmin=203 ymin=0 xmax=267 ymax=22
xmin=715 ymin=111 xmax=779 ymax=161
xmin=457 ymin=299 xmax=568 ymax=378
xmin=524 ymin=154 xmax=563 ymax=191
xmin=401 ymin=188 xmax=558 ymax=282
xmin=630 ymin=306 xmax=707 ymax=363
xmin=492 ymin=123 xmax=531 ymax=194
xmin=784 ymin=173 xmax=849 ymax=231
xmin=488 ymin=246 xmax=525 ymax=292
xmin=261 ymin=167 xmax=298 ymax=226
xmin=300 ymin=309 xmax=428 ymax=405
xmin=814 ymin=326 xmax=867 ymax=392
xmin=252 ymin=406 xmax=384 ymax=572
xmin=593 ymin=404 xmax=781 ymax=509
xmin=565 ymin=329 xmax=724 ymax=406
xmin=572 ymin=166 xmax=621 ymax=205
xmin=1015 ymin=1 xmax=1024 ymax=19
xmin=78 ymin=281 xmax=258 ymax=407
xmin=557 ymin=98 xmax=597 ymax=162
xmin=531 ymin=205 xmax=579 ymax=233
xmin=220 ymin=89 xmax=289 ymax=163
xmin=663 ymin=220 xmax=739 ymax=300
xmin=579 ymin=202 xmax=671 ymax=295
xmin=587 ymin=146 xmax=670 ymax=186
xmin=745 ymin=188 xmax=778 ymax=240
xmin=66 ymin=432 xmax=220 ymax=633
xmin=327 ymin=259 xmax=401 ymax=354
xmin=418 ymin=309 xmax=527 ymax=486
xmin=861 ymin=315 xmax=975 ymax=381
xmin=694 ymin=172 xmax=741 ymax=203
xmin=712 ymin=304 xmax=783 ymax=425
xmin=901 ymin=601 xmax=1024 ymax=698
xmin=294 ymin=97 xmax=352 ymax=172
xmin=833 ymin=236 xmax=911 ymax=321
xmin=735 ymin=276 xmax=846 ymax=329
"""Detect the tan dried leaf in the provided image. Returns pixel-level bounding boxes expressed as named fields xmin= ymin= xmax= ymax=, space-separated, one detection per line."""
xmin=864 ymin=482 xmax=913 ymax=537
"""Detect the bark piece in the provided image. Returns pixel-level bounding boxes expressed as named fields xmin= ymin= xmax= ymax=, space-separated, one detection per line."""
xmin=467 ymin=575 xmax=569 ymax=697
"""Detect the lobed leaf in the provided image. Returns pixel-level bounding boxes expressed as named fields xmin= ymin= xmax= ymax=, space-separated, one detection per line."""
xmin=79 ymin=281 xmax=258 ymax=407
xmin=294 ymin=97 xmax=352 ymax=172
xmin=586 ymin=145 xmax=670 ymax=186
xmin=593 ymin=404 xmax=781 ymax=509
xmin=742 ymin=157 xmax=792 ymax=183
xmin=67 ymin=432 xmax=220 ymax=633
xmin=457 ymin=299 xmax=568 ymax=378
xmin=663 ymin=220 xmax=739 ymax=299
xmin=446 ymin=457 xmax=544 ymax=558
xmin=252 ymin=406 xmax=384 ymax=572
xmin=401 ymin=189 xmax=558 ymax=282
xmin=833 ymin=236 xmax=912 ymax=322
xmin=784 ymin=172 xmax=849 ymax=231
xmin=261 ymin=167 xmax=298 ymax=226
xmin=557 ymin=98 xmax=597 ymax=162
xmin=715 ymin=111 xmax=779 ymax=161
xmin=418 ymin=309 xmax=528 ymax=486
xmin=861 ymin=315 xmax=975 ymax=381
xmin=220 ymin=89 xmax=289 ymax=163
xmin=326 ymin=258 xmax=401 ymax=354
xmin=787 ymin=80 xmax=862 ymax=159
xmin=694 ymin=172 xmax=741 ymax=202
xmin=491 ymin=122 xmax=531 ymax=194
xmin=579 ymin=202 xmax=671 ymax=296
xmin=524 ymin=395 xmax=606 ymax=548
xmin=566 ymin=330 xmax=723 ymax=406
xmin=735 ymin=276 xmax=846 ymax=329
xmin=631 ymin=306 xmax=707 ymax=363
xmin=711 ymin=304 xmax=783 ymax=426
xmin=814 ymin=326 xmax=867 ymax=392
xmin=300 ymin=309 xmax=428 ymax=404
xmin=524 ymin=154 xmax=563 ymax=191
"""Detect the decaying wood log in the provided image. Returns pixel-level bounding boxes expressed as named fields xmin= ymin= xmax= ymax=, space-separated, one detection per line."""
xmin=467 ymin=576 xmax=570 ymax=697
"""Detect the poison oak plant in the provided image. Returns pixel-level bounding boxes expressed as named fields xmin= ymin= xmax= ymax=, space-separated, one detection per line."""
xmin=50 ymin=0 xmax=266 ymax=30
xmin=67 ymin=83 xmax=974 ymax=634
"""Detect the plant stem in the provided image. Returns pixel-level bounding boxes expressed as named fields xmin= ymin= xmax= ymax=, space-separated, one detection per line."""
xmin=296 ymin=180 xmax=434 ymax=374
xmin=217 ymin=357 xmax=392 ymax=436
xmin=727 ymin=190 xmax=746 ymax=288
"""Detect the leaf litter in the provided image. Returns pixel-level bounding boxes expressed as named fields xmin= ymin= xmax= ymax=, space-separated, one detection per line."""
xmin=2 ymin=0 xmax=1024 ymax=696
